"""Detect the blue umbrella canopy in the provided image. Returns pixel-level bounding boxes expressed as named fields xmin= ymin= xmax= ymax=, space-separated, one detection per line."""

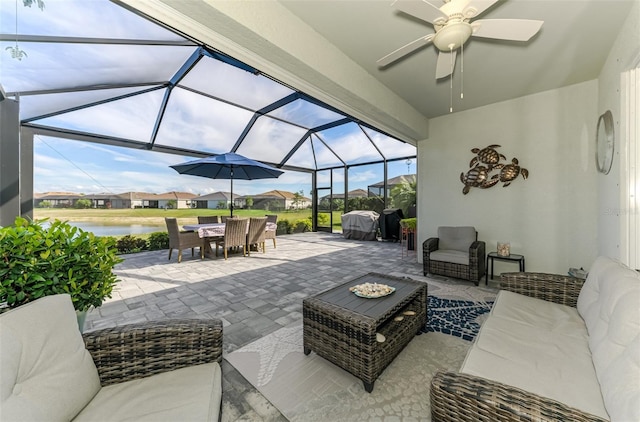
xmin=170 ymin=153 xmax=284 ymax=216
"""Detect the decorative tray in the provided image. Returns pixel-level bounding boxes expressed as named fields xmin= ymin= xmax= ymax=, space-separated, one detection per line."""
xmin=349 ymin=283 xmax=395 ymax=299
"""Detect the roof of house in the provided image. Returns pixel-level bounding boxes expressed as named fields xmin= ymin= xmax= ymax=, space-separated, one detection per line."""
xmin=153 ymin=191 xmax=198 ymax=200
xmin=35 ymin=192 xmax=84 ymax=199
xmin=244 ymin=190 xmax=311 ymax=201
xmin=320 ymin=188 xmax=369 ymax=200
xmin=368 ymin=174 xmax=416 ymax=188
xmin=194 ymin=191 xmax=237 ymax=201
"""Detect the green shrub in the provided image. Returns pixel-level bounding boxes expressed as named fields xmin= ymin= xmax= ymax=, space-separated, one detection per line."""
xmin=75 ymin=198 xmax=92 ymax=209
xmin=148 ymin=232 xmax=169 ymax=250
xmin=293 ymin=219 xmax=312 ymax=233
xmin=115 ymin=235 xmax=147 ymax=254
xmin=276 ymin=219 xmax=292 ymax=235
xmin=316 ymin=213 xmax=330 ymax=226
xmin=0 ymin=217 xmax=122 ymax=312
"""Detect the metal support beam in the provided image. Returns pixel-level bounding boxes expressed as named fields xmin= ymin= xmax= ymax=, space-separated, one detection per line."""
xmin=0 ymin=97 xmax=20 ymax=226
xmin=20 ymin=127 xmax=34 ymax=220
xmin=231 ymin=92 xmax=300 ymax=152
xmin=344 ymin=166 xmax=349 ymax=214
xmin=311 ymin=171 xmax=317 ymax=231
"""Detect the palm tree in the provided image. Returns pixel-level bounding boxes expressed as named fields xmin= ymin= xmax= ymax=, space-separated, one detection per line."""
xmin=390 ymin=177 xmax=416 ymax=217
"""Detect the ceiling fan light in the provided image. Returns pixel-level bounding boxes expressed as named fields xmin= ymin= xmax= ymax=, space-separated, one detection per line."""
xmin=433 ymin=22 xmax=472 ymax=51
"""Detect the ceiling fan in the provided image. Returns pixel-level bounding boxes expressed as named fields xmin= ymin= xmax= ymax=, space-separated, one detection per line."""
xmin=377 ymin=0 xmax=544 ymax=79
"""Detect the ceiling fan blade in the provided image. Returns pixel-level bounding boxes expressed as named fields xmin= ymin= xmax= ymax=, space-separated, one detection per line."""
xmin=392 ymin=0 xmax=447 ymax=25
xmin=377 ymin=34 xmax=435 ymax=67
xmin=435 ymin=49 xmax=457 ymax=79
xmin=463 ymin=0 xmax=500 ymax=18
xmin=471 ymin=19 xmax=544 ymax=41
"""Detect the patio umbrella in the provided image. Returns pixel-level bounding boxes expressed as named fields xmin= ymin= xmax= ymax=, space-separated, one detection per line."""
xmin=170 ymin=153 xmax=284 ymax=216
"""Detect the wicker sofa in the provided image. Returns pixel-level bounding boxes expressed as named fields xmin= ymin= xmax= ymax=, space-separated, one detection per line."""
xmin=431 ymin=256 xmax=640 ymax=421
xmin=0 ymin=294 xmax=223 ymax=421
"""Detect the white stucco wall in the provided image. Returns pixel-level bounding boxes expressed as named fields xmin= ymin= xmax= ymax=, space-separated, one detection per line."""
xmin=596 ymin=0 xmax=640 ymax=261
xmin=417 ymin=81 xmax=599 ymax=275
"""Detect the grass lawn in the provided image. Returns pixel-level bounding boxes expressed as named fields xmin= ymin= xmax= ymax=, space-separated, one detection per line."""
xmin=33 ymin=208 xmax=343 ymax=233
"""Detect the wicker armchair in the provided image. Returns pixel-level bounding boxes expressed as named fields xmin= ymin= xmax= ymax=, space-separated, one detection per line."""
xmin=265 ymin=214 xmax=277 ymax=248
xmin=247 ymin=217 xmax=267 ymax=256
xmin=165 ymin=217 xmax=205 ymax=263
xmin=215 ymin=218 xmax=248 ymax=259
xmin=430 ymin=271 xmax=604 ymax=422
xmin=423 ymin=226 xmax=485 ymax=285
xmin=83 ymin=319 xmax=223 ymax=387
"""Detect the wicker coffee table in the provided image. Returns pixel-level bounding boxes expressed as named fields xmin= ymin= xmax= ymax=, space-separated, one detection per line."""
xmin=303 ymin=273 xmax=427 ymax=392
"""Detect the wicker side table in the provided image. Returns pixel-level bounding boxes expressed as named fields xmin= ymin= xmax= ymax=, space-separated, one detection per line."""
xmin=303 ymin=273 xmax=427 ymax=392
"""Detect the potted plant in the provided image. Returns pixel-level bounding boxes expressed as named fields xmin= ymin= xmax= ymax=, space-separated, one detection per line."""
xmin=399 ymin=218 xmax=417 ymax=231
xmin=0 ymin=217 xmax=122 ymax=329
xmin=400 ymin=218 xmax=417 ymax=250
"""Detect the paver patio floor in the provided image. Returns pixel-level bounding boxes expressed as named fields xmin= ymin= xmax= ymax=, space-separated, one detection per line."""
xmin=85 ymin=232 xmax=425 ymax=421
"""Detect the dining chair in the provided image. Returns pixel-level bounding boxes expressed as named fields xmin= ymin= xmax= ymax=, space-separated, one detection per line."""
xmin=215 ymin=218 xmax=248 ymax=259
xmin=165 ymin=217 xmax=205 ymax=263
xmin=265 ymin=214 xmax=278 ymax=248
xmin=247 ymin=217 xmax=267 ymax=256
xmin=197 ymin=215 xmax=223 ymax=251
xmin=197 ymin=215 xmax=221 ymax=224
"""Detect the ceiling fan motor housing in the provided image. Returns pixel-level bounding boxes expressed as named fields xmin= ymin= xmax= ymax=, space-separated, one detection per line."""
xmin=433 ymin=19 xmax=473 ymax=51
xmin=433 ymin=0 xmax=479 ymax=52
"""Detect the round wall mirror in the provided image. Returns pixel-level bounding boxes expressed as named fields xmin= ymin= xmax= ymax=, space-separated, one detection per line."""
xmin=596 ymin=110 xmax=615 ymax=175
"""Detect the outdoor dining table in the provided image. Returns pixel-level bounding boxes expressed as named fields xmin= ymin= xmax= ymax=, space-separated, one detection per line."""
xmin=183 ymin=222 xmax=277 ymax=257
xmin=183 ymin=222 xmax=277 ymax=238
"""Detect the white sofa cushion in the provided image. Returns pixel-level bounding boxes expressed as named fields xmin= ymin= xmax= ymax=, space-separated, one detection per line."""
xmin=577 ymin=256 xmax=640 ymax=422
xmin=460 ymin=290 xmax=609 ymax=420
xmin=437 ymin=226 xmax=476 ymax=252
xmin=73 ymin=362 xmax=222 ymax=422
xmin=0 ymin=294 xmax=101 ymax=422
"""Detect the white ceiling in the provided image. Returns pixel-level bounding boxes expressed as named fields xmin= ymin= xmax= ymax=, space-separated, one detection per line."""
xmin=278 ymin=0 xmax=635 ymax=119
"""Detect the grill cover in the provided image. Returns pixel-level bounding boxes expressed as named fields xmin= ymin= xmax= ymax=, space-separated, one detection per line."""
xmin=341 ymin=211 xmax=379 ymax=241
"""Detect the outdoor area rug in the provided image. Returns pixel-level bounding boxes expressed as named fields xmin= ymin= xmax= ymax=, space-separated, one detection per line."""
xmin=225 ymin=275 xmax=498 ymax=421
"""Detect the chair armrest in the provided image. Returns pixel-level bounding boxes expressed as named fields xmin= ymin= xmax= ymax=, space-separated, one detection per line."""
xmin=469 ymin=240 xmax=486 ymax=280
xmin=423 ymin=237 xmax=439 ymax=253
xmin=430 ymin=371 xmax=607 ymax=422
xmin=499 ymin=272 xmax=585 ymax=307
xmin=83 ymin=318 xmax=223 ymax=386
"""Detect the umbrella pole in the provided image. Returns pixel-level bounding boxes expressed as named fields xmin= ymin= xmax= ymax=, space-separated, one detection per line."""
xmin=230 ymin=169 xmax=233 ymax=217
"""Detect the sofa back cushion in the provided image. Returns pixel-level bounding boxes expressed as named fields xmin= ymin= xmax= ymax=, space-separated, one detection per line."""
xmin=438 ymin=226 xmax=476 ymax=252
xmin=0 ymin=294 xmax=101 ymax=421
xmin=577 ymin=256 xmax=640 ymax=421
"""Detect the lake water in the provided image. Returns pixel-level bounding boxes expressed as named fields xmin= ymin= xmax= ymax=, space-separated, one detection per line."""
xmin=69 ymin=222 xmax=165 ymax=237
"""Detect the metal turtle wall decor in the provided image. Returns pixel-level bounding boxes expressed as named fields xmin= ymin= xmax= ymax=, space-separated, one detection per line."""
xmin=460 ymin=145 xmax=529 ymax=194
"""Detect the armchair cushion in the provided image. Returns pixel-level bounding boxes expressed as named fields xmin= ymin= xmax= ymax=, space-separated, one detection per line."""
xmin=424 ymin=226 xmax=485 ymax=285
xmin=430 ymin=250 xmax=468 ymax=265
xmin=73 ymin=363 xmax=222 ymax=421
xmin=0 ymin=294 xmax=101 ymax=421
xmin=437 ymin=226 xmax=476 ymax=252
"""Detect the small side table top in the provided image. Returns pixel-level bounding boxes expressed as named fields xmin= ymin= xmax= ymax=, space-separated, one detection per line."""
xmin=487 ymin=251 xmax=525 ymax=261
xmin=486 ymin=252 xmax=526 ymax=284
